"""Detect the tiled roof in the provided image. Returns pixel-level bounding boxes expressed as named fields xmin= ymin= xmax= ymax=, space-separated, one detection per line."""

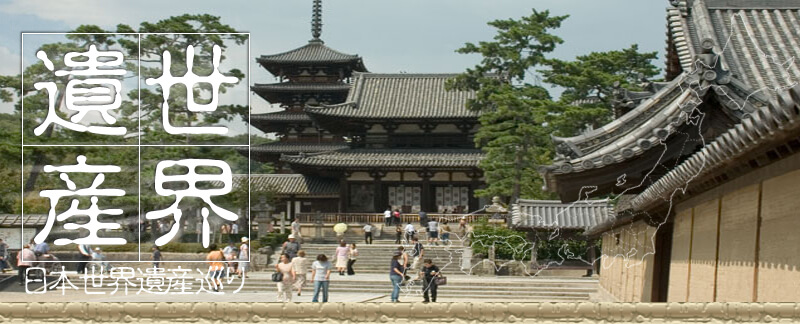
xmin=234 ymin=174 xmax=339 ymax=197
xmin=0 ymin=214 xmax=48 ymax=227
xmin=282 ymin=149 xmax=484 ymax=169
xmin=305 ymin=73 xmax=478 ymax=120
xmin=543 ymin=0 xmax=800 ymax=177
xmin=249 ymin=142 xmax=348 ymax=154
xmin=624 ymin=84 xmax=800 ymax=212
xmin=546 ymin=79 xmax=700 ymax=175
xmin=511 ymin=199 xmax=614 ymax=230
xmin=667 ymin=0 xmax=800 ymax=102
xmin=251 ymin=82 xmax=351 ymax=93
xmin=257 ymin=39 xmax=365 ymax=66
xmin=251 ymin=111 xmax=312 ymax=123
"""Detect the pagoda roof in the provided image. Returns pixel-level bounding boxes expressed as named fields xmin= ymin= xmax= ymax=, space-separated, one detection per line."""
xmin=511 ymin=199 xmax=615 ymax=231
xmin=249 ymin=142 xmax=348 ymax=154
xmin=252 ymin=82 xmax=351 ymax=93
xmin=251 ymin=111 xmax=312 ymax=123
xmin=233 ymin=174 xmax=339 ymax=198
xmin=305 ymin=73 xmax=478 ymax=120
xmin=256 ymin=39 xmax=367 ymax=72
xmin=281 ymin=149 xmax=484 ymax=170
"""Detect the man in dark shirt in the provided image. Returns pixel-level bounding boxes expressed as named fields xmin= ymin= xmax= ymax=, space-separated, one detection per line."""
xmin=418 ymin=259 xmax=440 ymax=302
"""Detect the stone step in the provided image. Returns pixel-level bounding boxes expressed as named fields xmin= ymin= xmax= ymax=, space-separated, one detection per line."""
xmin=62 ymin=284 xmax=594 ymax=298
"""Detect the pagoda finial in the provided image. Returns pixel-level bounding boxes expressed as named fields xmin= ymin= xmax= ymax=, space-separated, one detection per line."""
xmin=311 ymin=0 xmax=322 ymax=40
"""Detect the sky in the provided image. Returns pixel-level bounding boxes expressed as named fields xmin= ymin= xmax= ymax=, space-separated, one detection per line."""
xmin=0 ymin=0 xmax=670 ymax=122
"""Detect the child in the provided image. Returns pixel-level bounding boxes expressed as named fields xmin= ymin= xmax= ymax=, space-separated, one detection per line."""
xmin=395 ymin=225 xmax=402 ymax=244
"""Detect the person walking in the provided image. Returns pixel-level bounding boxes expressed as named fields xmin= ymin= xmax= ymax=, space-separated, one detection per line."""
xmin=394 ymin=225 xmax=402 ymax=244
xmin=238 ymin=237 xmax=250 ymax=278
xmin=363 ymin=223 xmax=373 ymax=244
xmin=0 ymin=238 xmax=8 ymax=272
xmin=418 ymin=259 xmax=441 ymax=303
xmin=151 ymin=246 xmax=162 ymax=269
xmin=206 ymin=244 xmax=225 ymax=292
xmin=404 ymin=222 xmax=416 ymax=243
xmin=409 ymin=237 xmax=424 ymax=272
xmin=290 ymin=218 xmax=303 ymax=244
xmin=291 ymin=250 xmax=309 ymax=296
xmin=334 ymin=241 xmax=348 ymax=275
xmin=275 ymin=254 xmax=296 ymax=302
xmin=393 ymin=209 xmax=402 ymax=226
xmin=346 ymin=243 xmax=358 ymax=275
xmin=397 ymin=246 xmax=409 ymax=276
xmin=223 ymin=241 xmax=238 ymax=275
xmin=418 ymin=210 xmax=428 ymax=228
xmin=427 ymin=218 xmax=439 ymax=245
xmin=77 ymin=244 xmax=92 ymax=274
xmin=281 ymin=234 xmax=301 ymax=260
xmin=384 ymin=207 xmax=392 ymax=226
xmin=16 ymin=244 xmax=35 ymax=285
xmin=310 ymin=254 xmax=332 ymax=302
xmin=33 ymin=240 xmax=49 ymax=257
xmin=389 ymin=250 xmax=405 ymax=302
xmin=440 ymin=220 xmax=451 ymax=245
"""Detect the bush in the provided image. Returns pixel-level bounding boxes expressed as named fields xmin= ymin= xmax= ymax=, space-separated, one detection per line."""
xmin=469 ymin=217 xmax=596 ymax=261
xmin=469 ymin=217 xmax=533 ymax=261
xmin=259 ymin=232 xmax=289 ymax=249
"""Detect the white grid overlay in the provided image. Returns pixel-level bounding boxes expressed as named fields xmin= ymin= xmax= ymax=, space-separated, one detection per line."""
xmin=20 ymin=32 xmax=251 ymax=263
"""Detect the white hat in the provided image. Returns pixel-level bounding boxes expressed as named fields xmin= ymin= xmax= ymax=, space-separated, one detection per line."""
xmin=288 ymin=234 xmax=296 ymax=239
xmin=241 ymin=236 xmax=249 ymax=242
xmin=94 ymin=247 xmax=101 ymax=251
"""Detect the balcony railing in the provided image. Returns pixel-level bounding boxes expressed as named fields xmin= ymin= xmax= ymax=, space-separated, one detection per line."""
xmin=294 ymin=213 xmax=485 ymax=225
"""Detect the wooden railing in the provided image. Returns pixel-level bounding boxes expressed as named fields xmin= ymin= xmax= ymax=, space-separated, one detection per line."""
xmin=295 ymin=213 xmax=485 ymax=225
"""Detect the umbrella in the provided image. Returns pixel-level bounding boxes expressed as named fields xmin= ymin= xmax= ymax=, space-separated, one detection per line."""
xmin=333 ymin=223 xmax=348 ymax=234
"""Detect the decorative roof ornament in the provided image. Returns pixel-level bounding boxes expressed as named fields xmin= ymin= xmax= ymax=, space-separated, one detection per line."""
xmin=311 ymin=0 xmax=323 ymax=40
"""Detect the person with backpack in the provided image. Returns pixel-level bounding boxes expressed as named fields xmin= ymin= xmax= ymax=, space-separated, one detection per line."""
xmin=282 ymin=234 xmax=301 ymax=260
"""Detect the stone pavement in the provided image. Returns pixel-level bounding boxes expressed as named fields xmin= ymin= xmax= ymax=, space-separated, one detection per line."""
xmin=0 ymin=272 xmax=598 ymax=303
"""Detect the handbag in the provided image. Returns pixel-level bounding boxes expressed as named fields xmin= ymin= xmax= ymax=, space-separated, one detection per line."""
xmin=271 ymin=272 xmax=284 ymax=282
xmin=434 ymin=276 xmax=447 ymax=286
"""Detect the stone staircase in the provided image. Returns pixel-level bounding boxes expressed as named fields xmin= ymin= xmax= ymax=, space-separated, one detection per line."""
xmin=55 ymin=272 xmax=597 ymax=302
xmin=269 ymin=240 xmax=470 ymax=275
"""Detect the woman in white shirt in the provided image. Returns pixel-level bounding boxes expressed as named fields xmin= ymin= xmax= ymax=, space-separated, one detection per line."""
xmin=275 ymin=254 xmax=296 ymax=302
xmin=346 ymin=243 xmax=358 ymax=275
xmin=291 ymin=250 xmax=308 ymax=296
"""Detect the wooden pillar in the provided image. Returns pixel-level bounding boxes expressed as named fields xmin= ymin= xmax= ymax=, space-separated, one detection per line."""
xmin=369 ymin=170 xmax=386 ymax=213
xmin=340 ymin=172 xmax=350 ymax=213
xmin=467 ymin=169 xmax=482 ymax=212
xmin=418 ymin=170 xmax=434 ymax=212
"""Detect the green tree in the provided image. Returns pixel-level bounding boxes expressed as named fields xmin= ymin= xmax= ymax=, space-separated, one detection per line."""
xmin=542 ymin=44 xmax=660 ymax=136
xmin=447 ymin=10 xmax=568 ymax=202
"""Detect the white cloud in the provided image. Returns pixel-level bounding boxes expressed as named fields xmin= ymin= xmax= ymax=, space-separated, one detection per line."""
xmin=0 ymin=46 xmax=20 ymax=75
xmin=0 ymin=0 xmax=150 ymax=27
